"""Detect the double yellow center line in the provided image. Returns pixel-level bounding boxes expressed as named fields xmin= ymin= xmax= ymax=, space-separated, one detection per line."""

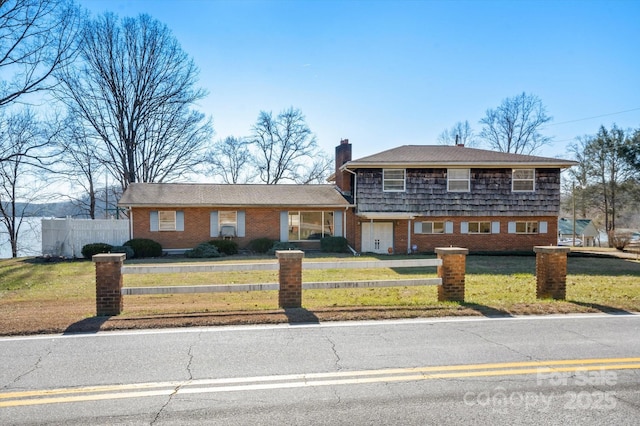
xmin=2 ymin=357 xmax=639 ymax=408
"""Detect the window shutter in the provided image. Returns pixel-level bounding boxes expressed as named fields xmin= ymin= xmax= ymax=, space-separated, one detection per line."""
xmin=334 ymin=211 xmax=343 ymax=237
xmin=460 ymin=222 xmax=469 ymax=234
xmin=492 ymin=222 xmax=500 ymax=234
xmin=280 ymin=211 xmax=289 ymax=242
xmin=150 ymin=211 xmax=159 ymax=232
xmin=539 ymin=221 xmax=548 ymax=234
xmin=445 ymin=221 xmax=454 ymax=234
xmin=414 ymin=222 xmax=423 ymax=234
xmin=210 ymin=211 xmax=219 ymax=237
xmin=176 ymin=211 xmax=184 ymax=231
xmin=508 ymin=222 xmax=516 ymax=234
xmin=237 ymin=211 xmax=246 ymax=237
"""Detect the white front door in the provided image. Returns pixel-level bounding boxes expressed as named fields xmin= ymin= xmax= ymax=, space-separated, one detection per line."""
xmin=361 ymin=222 xmax=394 ymax=254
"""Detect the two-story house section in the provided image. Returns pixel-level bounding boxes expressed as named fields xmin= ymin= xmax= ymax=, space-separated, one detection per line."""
xmin=333 ymin=140 xmax=577 ymax=254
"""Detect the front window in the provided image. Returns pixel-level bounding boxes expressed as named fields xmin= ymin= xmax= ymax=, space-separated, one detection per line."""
xmin=419 ymin=221 xmax=445 ymax=234
xmin=516 ymin=221 xmax=538 ymax=234
xmin=383 ymin=169 xmax=405 ymax=191
xmin=219 ymin=211 xmax=237 ymax=237
xmin=158 ymin=211 xmax=176 ymax=231
xmin=288 ymin=211 xmax=334 ymax=240
xmin=512 ymin=169 xmax=535 ymax=192
xmin=468 ymin=221 xmax=491 ymax=234
xmin=448 ymin=169 xmax=470 ymax=192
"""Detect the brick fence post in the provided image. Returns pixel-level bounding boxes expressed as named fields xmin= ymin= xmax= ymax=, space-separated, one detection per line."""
xmin=533 ymin=246 xmax=570 ymax=300
xmin=93 ymin=253 xmax=126 ymax=316
xmin=276 ymin=250 xmax=304 ymax=308
xmin=435 ymin=247 xmax=468 ymax=302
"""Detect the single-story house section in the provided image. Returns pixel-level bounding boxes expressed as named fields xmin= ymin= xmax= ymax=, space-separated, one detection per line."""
xmin=558 ymin=218 xmax=600 ymax=247
xmin=118 ymin=183 xmax=353 ymax=252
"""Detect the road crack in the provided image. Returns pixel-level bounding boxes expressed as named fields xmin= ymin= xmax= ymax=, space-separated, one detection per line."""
xmin=150 ymin=333 xmax=199 ymax=425
xmin=5 ymin=339 xmax=56 ymax=389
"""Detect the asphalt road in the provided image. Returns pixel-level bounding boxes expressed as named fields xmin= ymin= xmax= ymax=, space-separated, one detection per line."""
xmin=1 ymin=314 xmax=639 ymax=425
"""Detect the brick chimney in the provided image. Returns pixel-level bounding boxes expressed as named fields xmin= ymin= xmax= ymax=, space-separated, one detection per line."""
xmin=335 ymin=139 xmax=352 ymax=194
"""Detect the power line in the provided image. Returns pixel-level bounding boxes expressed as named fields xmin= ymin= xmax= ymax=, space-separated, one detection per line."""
xmin=546 ymin=107 xmax=640 ymax=127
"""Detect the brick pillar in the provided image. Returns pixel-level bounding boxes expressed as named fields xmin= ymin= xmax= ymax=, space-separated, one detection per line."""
xmin=93 ymin=253 xmax=126 ymax=316
xmin=534 ymin=246 xmax=570 ymax=300
xmin=435 ymin=247 xmax=468 ymax=302
xmin=277 ymin=250 xmax=304 ymax=308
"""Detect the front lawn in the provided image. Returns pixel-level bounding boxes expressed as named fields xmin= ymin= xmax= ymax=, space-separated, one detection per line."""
xmin=0 ymin=253 xmax=638 ymax=335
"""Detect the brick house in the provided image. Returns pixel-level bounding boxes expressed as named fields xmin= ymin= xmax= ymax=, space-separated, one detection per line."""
xmin=118 ymin=139 xmax=576 ymax=254
xmin=118 ymin=184 xmax=352 ymax=252
xmin=333 ymin=139 xmax=577 ymax=254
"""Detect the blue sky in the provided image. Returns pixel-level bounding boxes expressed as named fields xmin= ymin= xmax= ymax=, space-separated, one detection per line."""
xmin=81 ymin=0 xmax=640 ymax=161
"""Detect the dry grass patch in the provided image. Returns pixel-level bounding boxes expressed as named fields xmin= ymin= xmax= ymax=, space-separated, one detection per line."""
xmin=1 ymin=253 xmax=639 ymax=335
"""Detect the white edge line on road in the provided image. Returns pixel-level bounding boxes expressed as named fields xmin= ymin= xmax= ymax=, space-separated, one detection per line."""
xmin=1 ymin=312 xmax=638 ymax=342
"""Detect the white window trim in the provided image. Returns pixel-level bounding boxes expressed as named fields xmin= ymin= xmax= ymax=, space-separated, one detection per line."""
xmin=447 ymin=168 xmax=470 ymax=192
xmin=467 ymin=221 xmax=492 ymax=234
xmin=512 ymin=169 xmax=536 ymax=192
xmin=419 ymin=221 xmax=445 ymax=234
xmin=515 ymin=221 xmax=539 ymax=234
xmin=158 ymin=211 xmax=176 ymax=231
xmin=383 ymin=169 xmax=406 ymax=192
xmin=288 ymin=211 xmax=335 ymax=241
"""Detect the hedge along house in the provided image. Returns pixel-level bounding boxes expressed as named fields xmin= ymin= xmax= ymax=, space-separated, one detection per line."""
xmin=118 ymin=183 xmax=353 ymax=253
xmin=332 ymin=140 xmax=578 ymax=254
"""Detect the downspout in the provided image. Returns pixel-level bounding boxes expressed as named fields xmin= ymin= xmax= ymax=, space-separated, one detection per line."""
xmin=407 ymin=220 xmax=412 ymax=254
xmin=128 ymin=207 xmax=134 ymax=241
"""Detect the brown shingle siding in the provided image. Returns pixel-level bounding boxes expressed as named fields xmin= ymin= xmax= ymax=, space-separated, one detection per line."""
xmin=356 ymin=168 xmax=561 ymax=216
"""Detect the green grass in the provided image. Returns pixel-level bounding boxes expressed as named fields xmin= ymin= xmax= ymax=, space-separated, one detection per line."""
xmin=1 ymin=253 xmax=639 ymax=332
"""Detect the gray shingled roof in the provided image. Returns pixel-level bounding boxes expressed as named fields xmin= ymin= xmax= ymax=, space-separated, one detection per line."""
xmin=118 ymin=183 xmax=352 ymax=207
xmin=345 ymin=145 xmax=577 ymax=168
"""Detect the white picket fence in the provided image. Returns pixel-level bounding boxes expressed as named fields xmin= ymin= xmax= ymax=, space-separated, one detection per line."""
xmin=42 ymin=218 xmax=130 ymax=258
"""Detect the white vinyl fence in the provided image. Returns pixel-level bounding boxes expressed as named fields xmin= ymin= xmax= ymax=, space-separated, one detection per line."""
xmin=42 ymin=218 xmax=130 ymax=258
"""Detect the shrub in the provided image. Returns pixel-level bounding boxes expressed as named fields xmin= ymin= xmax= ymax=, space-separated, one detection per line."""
xmin=81 ymin=243 xmax=113 ymax=259
xmin=267 ymin=241 xmax=298 ymax=255
xmin=123 ymin=238 xmax=162 ymax=258
xmin=320 ymin=236 xmax=349 ymax=253
xmin=609 ymin=231 xmax=631 ymax=250
xmin=110 ymin=245 xmax=135 ymax=259
xmin=185 ymin=243 xmax=222 ymax=258
xmin=249 ymin=237 xmax=275 ymax=254
xmin=208 ymin=239 xmax=238 ymax=255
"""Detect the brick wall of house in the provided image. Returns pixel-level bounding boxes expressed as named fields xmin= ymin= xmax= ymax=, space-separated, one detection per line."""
xmin=353 ymin=215 xmax=558 ymax=253
xmin=131 ymin=207 xmax=347 ymax=250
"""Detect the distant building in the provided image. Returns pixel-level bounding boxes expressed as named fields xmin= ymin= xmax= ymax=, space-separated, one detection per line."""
xmin=558 ymin=218 xmax=600 ymax=247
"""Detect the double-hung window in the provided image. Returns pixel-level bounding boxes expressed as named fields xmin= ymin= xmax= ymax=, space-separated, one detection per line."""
xmin=158 ymin=211 xmax=177 ymax=231
xmin=448 ymin=169 xmax=470 ymax=192
xmin=219 ymin=211 xmax=237 ymax=237
xmin=383 ymin=169 xmax=405 ymax=191
xmin=512 ymin=169 xmax=535 ymax=192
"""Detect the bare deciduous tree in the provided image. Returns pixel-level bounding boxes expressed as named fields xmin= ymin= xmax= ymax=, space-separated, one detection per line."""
xmin=294 ymin=152 xmax=333 ymax=184
xmin=56 ymin=13 xmax=213 ymax=190
xmin=479 ymin=92 xmax=552 ymax=154
xmin=249 ymin=107 xmax=320 ymax=184
xmin=0 ymin=108 xmax=52 ymax=257
xmin=437 ymin=120 xmax=478 ymax=147
xmin=54 ymin=112 xmax=103 ymax=218
xmin=0 ymin=0 xmax=82 ymax=108
xmin=204 ymin=136 xmax=254 ymax=184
